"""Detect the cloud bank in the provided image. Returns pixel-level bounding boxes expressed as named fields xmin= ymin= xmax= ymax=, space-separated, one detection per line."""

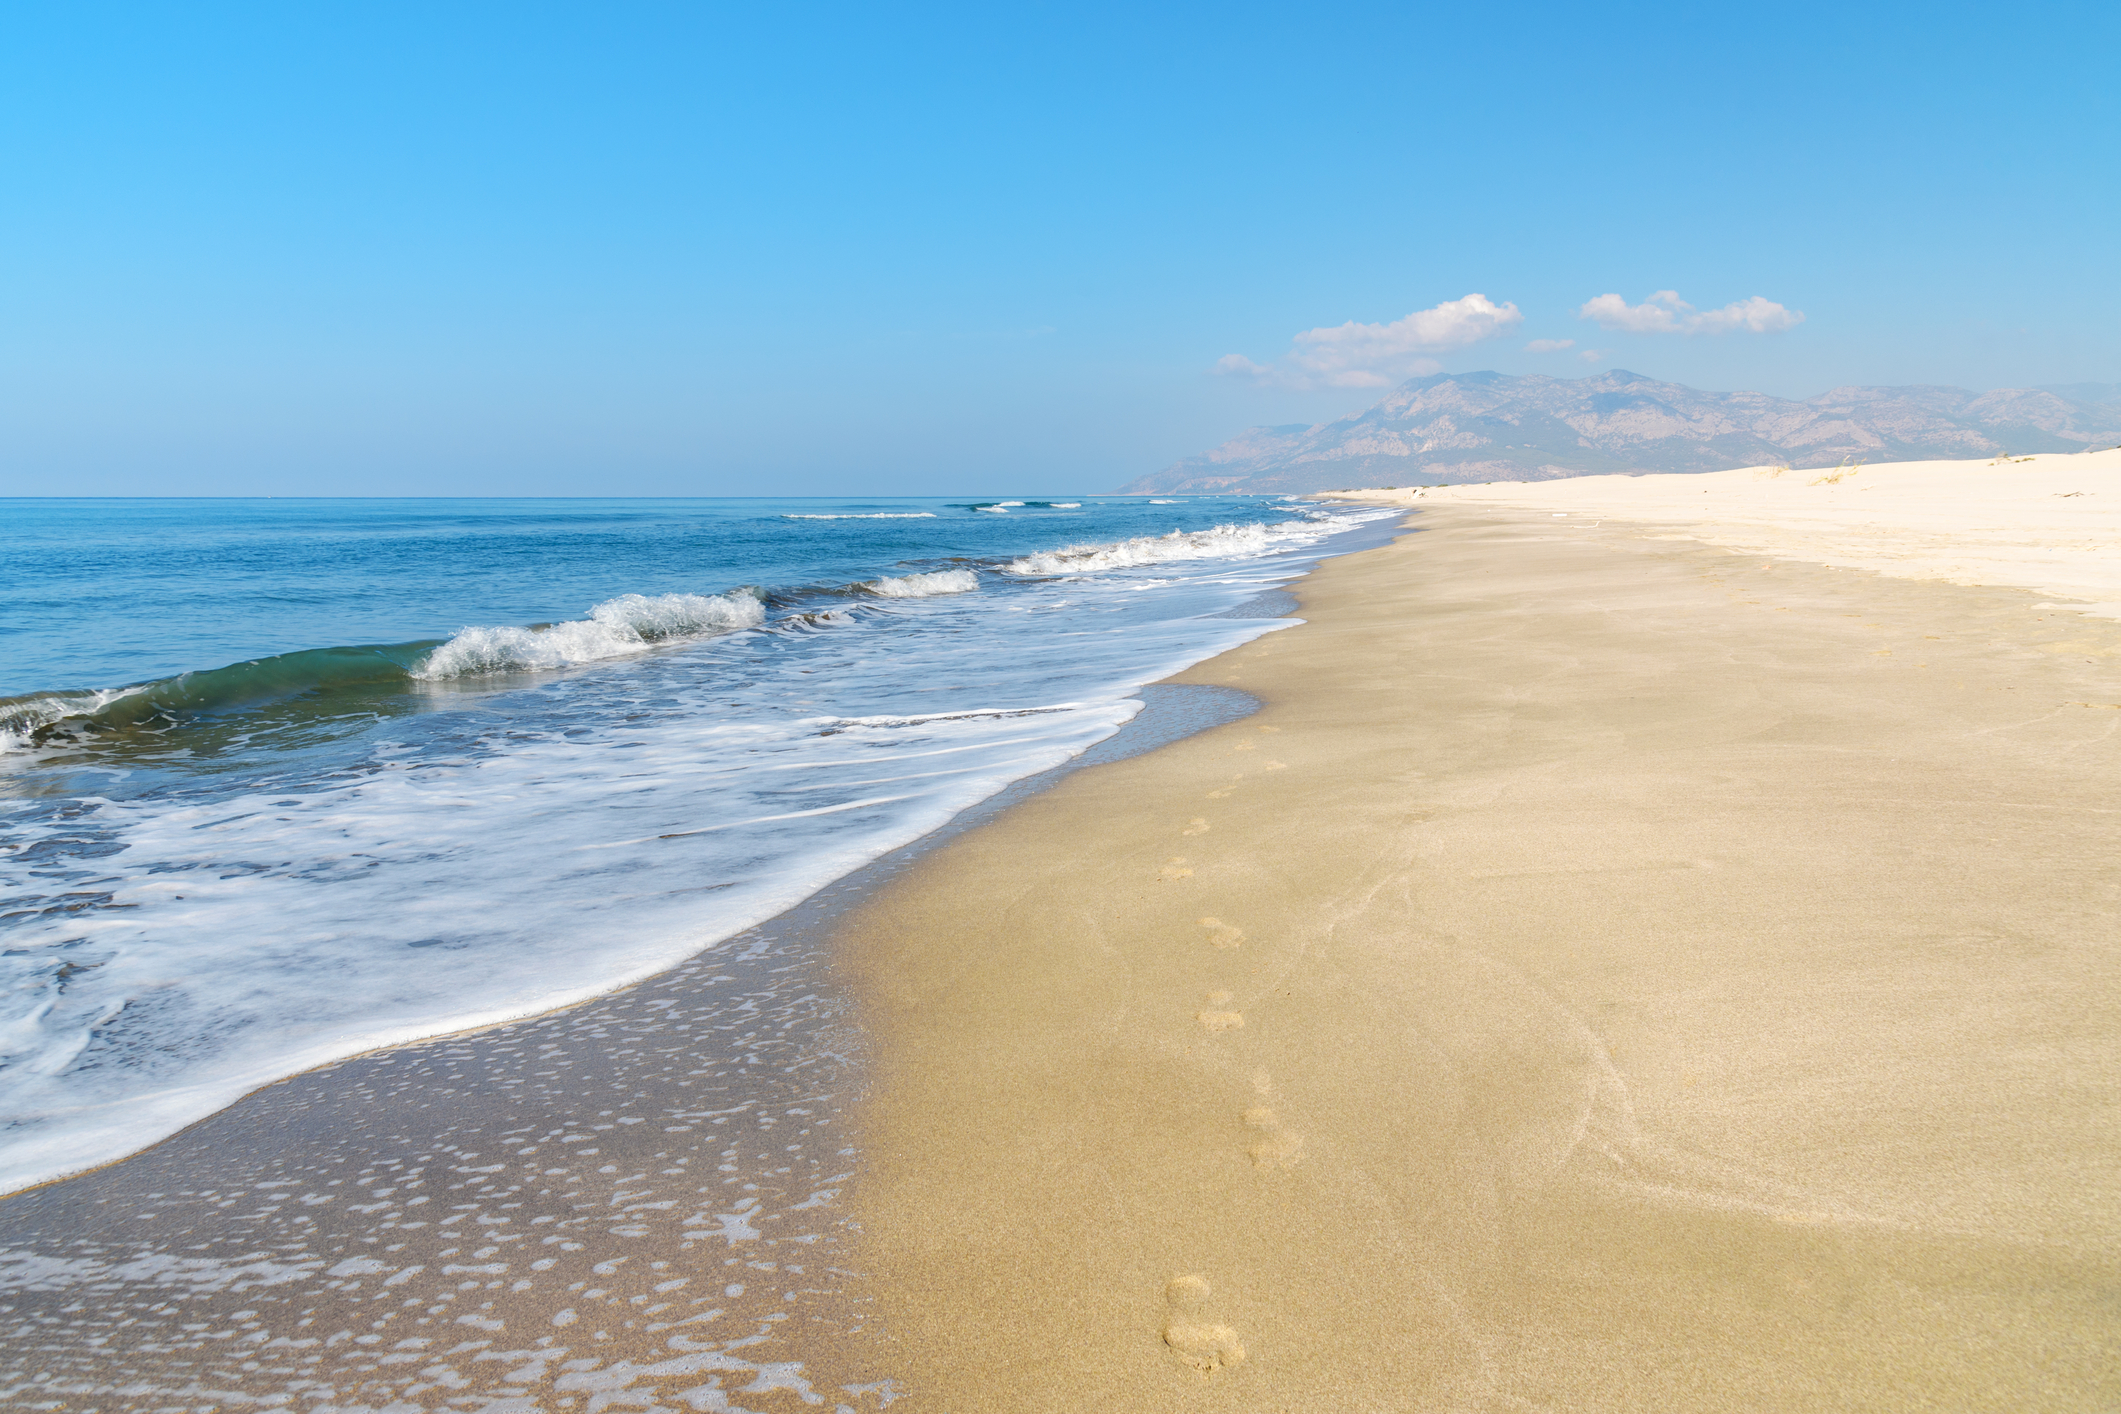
xmin=1578 ymin=290 xmax=1803 ymax=335
xmin=1218 ymin=293 xmax=1523 ymax=389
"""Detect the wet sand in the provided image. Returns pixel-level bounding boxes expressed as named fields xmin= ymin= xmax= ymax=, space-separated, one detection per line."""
xmin=0 ymin=904 xmax=878 ymax=1411
xmin=835 ymin=503 xmax=2121 ymax=1410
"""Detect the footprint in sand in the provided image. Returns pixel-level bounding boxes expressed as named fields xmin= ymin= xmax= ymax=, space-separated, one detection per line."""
xmin=1243 ymin=1071 xmax=1303 ymax=1169
xmin=1159 ymin=857 xmax=1193 ymax=880
xmin=1197 ymin=991 xmax=1243 ymax=1032
xmin=1231 ymin=741 xmax=1257 ymax=752
xmin=1162 ymin=1275 xmax=1245 ymax=1376
xmin=1245 ymin=1118 xmax=1304 ymax=1169
xmin=1196 ymin=917 xmax=1244 ymax=949
xmin=1182 ymin=817 xmax=1211 ymax=836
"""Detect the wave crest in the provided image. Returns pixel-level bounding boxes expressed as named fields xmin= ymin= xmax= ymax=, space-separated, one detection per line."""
xmin=1002 ymin=522 xmax=1293 ymax=577
xmin=1 ymin=687 xmax=149 ymax=751
xmin=415 ymin=592 xmax=765 ymax=679
xmin=863 ymin=569 xmax=979 ymax=598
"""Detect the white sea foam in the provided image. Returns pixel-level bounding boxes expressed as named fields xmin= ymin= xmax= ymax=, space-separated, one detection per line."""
xmin=804 ymin=702 xmax=1079 ymax=729
xmin=1051 ymin=502 xmax=1082 ymax=508
xmin=1001 ymin=520 xmax=1312 ymax=577
xmin=864 ymin=569 xmax=979 ymax=598
xmin=0 ymin=686 xmax=151 ymax=753
xmin=414 ymin=591 xmax=765 ymax=679
xmin=781 ymin=512 xmax=937 ymax=519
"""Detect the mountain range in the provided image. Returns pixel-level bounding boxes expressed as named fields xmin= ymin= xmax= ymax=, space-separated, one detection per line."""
xmin=1123 ymin=371 xmax=2121 ymax=494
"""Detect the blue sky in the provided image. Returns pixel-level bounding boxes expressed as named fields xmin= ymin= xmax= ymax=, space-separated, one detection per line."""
xmin=3 ymin=0 xmax=2114 ymax=495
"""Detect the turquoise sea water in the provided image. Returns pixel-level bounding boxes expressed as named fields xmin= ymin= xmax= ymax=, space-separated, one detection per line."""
xmin=0 ymin=494 xmax=1392 ymax=1192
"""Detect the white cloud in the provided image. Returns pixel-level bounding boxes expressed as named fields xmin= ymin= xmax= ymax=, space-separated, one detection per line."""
xmin=1578 ymin=348 xmax=1608 ymax=363
xmin=1525 ymin=338 xmax=1575 ymax=352
xmin=1578 ymin=290 xmax=1804 ymax=335
xmin=1216 ymin=293 xmax=1523 ymax=389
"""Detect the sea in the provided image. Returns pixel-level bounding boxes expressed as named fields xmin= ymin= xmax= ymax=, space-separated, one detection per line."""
xmin=0 ymin=494 xmax=1394 ymax=1195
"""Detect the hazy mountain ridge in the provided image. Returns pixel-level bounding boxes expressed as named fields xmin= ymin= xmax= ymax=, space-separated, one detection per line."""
xmin=1126 ymin=371 xmax=2121 ymax=493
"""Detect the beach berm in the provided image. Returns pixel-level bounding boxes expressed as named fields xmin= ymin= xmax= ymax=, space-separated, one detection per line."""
xmin=834 ymin=454 xmax=2120 ymax=1409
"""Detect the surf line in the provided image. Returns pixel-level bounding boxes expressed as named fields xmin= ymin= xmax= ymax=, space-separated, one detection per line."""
xmin=581 ymin=793 xmax=923 ymax=849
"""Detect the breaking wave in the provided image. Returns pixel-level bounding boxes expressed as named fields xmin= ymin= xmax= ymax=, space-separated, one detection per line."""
xmin=862 ymin=569 xmax=980 ymax=598
xmin=1 ymin=644 xmax=439 ymax=749
xmin=1 ymin=593 xmax=770 ymax=747
xmin=1001 ymin=521 xmax=1299 ymax=577
xmin=1 ymin=686 xmax=152 ymax=750
xmin=414 ymin=592 xmax=766 ymax=679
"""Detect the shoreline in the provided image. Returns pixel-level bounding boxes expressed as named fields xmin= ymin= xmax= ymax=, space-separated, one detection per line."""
xmin=0 ymin=681 xmax=1267 ymax=1204
xmin=828 ymin=498 xmax=2119 ymax=1409
xmin=0 ymin=553 xmax=1370 ymax=1407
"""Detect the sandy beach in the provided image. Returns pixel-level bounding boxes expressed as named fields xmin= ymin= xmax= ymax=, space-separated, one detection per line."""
xmin=5 ymin=455 xmax=2116 ymax=1409
xmin=835 ymin=459 xmax=2120 ymax=1408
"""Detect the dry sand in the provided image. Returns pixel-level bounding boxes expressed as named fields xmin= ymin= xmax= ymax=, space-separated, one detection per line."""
xmin=833 ymin=492 xmax=2120 ymax=1408
xmin=1326 ymin=445 xmax=2121 ymax=619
